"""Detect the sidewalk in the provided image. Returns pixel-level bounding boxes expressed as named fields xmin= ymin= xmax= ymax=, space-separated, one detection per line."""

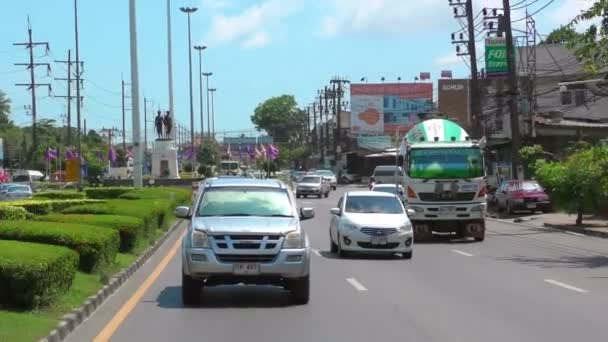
xmin=488 ymin=211 xmax=608 ymax=239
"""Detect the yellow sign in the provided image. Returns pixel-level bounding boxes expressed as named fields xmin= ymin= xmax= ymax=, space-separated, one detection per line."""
xmin=65 ymin=159 xmax=80 ymax=182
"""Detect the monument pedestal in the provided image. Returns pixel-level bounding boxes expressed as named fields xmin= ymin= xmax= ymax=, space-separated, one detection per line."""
xmin=152 ymin=139 xmax=180 ymax=179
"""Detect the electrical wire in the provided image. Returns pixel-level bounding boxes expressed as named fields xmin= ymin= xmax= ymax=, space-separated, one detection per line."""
xmin=512 ymin=0 xmax=555 ymax=22
xmin=85 ymin=79 xmax=121 ymax=95
xmin=512 ymin=0 xmax=541 ymax=10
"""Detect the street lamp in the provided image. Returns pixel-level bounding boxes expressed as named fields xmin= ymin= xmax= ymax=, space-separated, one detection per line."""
xmin=209 ymin=88 xmax=217 ymax=138
xmin=202 ymin=72 xmax=213 ymax=139
xmin=194 ymin=45 xmax=207 ymax=141
xmin=180 ymin=6 xmax=197 ymax=168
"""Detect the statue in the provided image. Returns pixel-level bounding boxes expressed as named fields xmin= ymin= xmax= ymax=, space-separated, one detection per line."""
xmin=163 ymin=111 xmax=173 ymax=139
xmin=155 ymin=110 xmax=164 ymax=139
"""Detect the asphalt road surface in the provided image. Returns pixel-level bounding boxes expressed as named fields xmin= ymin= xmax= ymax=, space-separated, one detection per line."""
xmin=67 ymin=185 xmax=608 ymax=342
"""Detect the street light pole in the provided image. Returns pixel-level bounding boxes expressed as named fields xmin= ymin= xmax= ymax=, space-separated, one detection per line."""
xmin=194 ymin=45 xmax=207 ymax=141
xmin=166 ymin=0 xmax=175 ymax=142
xmin=180 ymin=6 xmax=198 ymax=170
xmin=209 ymin=88 xmax=217 ymax=137
xmin=129 ymin=0 xmax=143 ymax=188
xmin=202 ymin=72 xmax=213 ymax=140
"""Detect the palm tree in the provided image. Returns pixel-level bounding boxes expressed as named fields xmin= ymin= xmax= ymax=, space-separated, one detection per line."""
xmin=0 ymin=90 xmax=11 ymax=125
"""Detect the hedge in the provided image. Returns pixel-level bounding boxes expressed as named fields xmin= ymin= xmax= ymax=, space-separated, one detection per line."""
xmin=0 ymin=199 xmax=105 ymax=215
xmin=118 ymin=192 xmax=141 ymax=200
xmin=62 ymin=204 xmax=113 ymax=215
xmin=0 ymin=206 xmax=28 ymax=220
xmin=0 ymin=240 xmax=78 ymax=309
xmin=0 ymin=221 xmax=119 ymax=273
xmin=85 ymin=187 xmax=133 ymax=199
xmin=36 ymin=214 xmax=144 ymax=252
xmin=34 ymin=191 xmax=86 ymax=200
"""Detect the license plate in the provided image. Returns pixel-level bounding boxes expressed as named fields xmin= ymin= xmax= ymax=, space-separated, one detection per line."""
xmin=526 ymin=203 xmax=536 ymax=209
xmin=440 ymin=206 xmax=455 ymax=212
xmin=232 ymin=263 xmax=260 ymax=275
xmin=370 ymin=236 xmax=388 ymax=245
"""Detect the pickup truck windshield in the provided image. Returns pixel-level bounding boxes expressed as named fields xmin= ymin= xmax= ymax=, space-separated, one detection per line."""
xmin=408 ymin=148 xmax=483 ymax=179
xmin=197 ymin=188 xmax=293 ymax=217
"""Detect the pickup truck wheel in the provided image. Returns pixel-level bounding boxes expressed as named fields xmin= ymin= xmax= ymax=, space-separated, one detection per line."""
xmin=182 ymin=273 xmax=200 ymax=306
xmin=288 ymin=276 xmax=310 ymax=305
xmin=474 ymin=228 xmax=486 ymax=242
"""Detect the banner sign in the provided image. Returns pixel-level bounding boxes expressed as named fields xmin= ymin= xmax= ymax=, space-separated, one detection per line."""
xmin=485 ymin=37 xmax=508 ymax=77
xmin=65 ymin=159 xmax=80 ymax=182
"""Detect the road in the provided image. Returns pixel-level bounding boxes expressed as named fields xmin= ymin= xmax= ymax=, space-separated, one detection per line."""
xmin=67 ymin=185 xmax=608 ymax=342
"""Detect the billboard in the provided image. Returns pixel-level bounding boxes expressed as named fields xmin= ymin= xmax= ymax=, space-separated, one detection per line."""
xmin=485 ymin=37 xmax=508 ymax=77
xmin=350 ymin=83 xmax=433 ymax=135
xmin=438 ymin=79 xmax=470 ymax=128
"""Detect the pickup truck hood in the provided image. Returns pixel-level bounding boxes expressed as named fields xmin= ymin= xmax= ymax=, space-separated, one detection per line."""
xmin=192 ymin=216 xmax=298 ymax=235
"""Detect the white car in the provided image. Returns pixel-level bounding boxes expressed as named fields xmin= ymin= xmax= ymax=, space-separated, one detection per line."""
xmin=329 ymin=191 xmax=414 ymax=259
xmin=295 ymin=175 xmax=330 ymax=198
xmin=315 ymin=170 xmax=337 ymax=190
xmin=371 ymin=184 xmax=406 ymax=203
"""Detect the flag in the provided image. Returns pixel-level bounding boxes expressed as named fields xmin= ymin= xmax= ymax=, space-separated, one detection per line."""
xmin=44 ymin=147 xmax=57 ymax=161
xmin=268 ymin=144 xmax=279 ymax=160
xmin=108 ymin=146 xmax=117 ymax=164
xmin=227 ymin=144 xmax=232 ymax=158
xmin=247 ymin=144 xmax=255 ymax=159
xmin=259 ymin=144 xmax=267 ymax=159
xmin=254 ymin=145 xmax=262 ymax=159
xmin=126 ymin=148 xmax=134 ymax=159
xmin=183 ymin=147 xmax=194 ymax=160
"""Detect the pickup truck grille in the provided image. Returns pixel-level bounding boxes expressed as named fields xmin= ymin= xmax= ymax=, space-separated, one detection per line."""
xmin=360 ymin=228 xmax=398 ymax=236
xmin=210 ymin=234 xmax=283 ymax=253
xmin=418 ymin=192 xmax=476 ymax=202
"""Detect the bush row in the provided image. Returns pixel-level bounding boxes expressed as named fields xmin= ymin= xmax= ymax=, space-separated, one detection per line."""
xmin=85 ymin=187 xmax=133 ymax=199
xmin=0 ymin=240 xmax=78 ymax=309
xmin=0 ymin=206 xmax=28 ymax=220
xmin=0 ymin=199 xmax=105 ymax=215
xmin=36 ymin=214 xmax=144 ymax=253
xmin=0 ymin=221 xmax=119 ymax=273
xmin=34 ymin=191 xmax=86 ymax=200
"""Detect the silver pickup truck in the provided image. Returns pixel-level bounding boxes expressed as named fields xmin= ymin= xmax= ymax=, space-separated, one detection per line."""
xmin=175 ymin=177 xmax=314 ymax=305
xmin=371 ymin=165 xmax=404 ymax=186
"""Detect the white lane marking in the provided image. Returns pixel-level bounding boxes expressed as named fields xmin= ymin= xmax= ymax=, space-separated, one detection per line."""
xmin=565 ymin=231 xmax=586 ymax=237
xmin=311 ymin=248 xmax=321 ymax=257
xmin=544 ymin=279 xmax=588 ymax=293
xmin=346 ymin=278 xmax=368 ymax=292
xmin=451 ymin=249 xmax=474 ymax=257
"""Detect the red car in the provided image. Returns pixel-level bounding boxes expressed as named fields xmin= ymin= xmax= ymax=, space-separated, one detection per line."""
xmin=495 ymin=180 xmax=551 ymax=214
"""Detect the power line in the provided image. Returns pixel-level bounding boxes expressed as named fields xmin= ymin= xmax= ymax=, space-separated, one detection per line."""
xmin=85 ymin=78 xmax=121 ymax=95
xmin=512 ymin=0 xmax=555 ymax=22
xmin=512 ymin=0 xmax=541 ymax=10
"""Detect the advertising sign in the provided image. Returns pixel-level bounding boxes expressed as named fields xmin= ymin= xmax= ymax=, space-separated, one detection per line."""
xmin=485 ymin=37 xmax=508 ymax=77
xmin=350 ymin=83 xmax=433 ymax=135
xmin=65 ymin=159 xmax=80 ymax=182
xmin=350 ymin=95 xmax=384 ymax=134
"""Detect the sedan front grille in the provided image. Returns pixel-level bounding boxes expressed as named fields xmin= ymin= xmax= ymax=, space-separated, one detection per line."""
xmin=357 ymin=242 xmax=400 ymax=249
xmin=360 ymin=227 xmax=398 ymax=236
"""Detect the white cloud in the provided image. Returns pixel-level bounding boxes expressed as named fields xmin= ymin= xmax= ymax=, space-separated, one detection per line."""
xmin=435 ymin=53 xmax=463 ymax=67
xmin=319 ymin=0 xmax=449 ymax=37
xmin=204 ymin=0 xmax=301 ymax=49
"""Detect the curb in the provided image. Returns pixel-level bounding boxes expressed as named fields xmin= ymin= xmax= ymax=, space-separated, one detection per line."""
xmin=37 ymin=220 xmax=183 ymax=342
xmin=543 ymin=223 xmax=608 ymax=239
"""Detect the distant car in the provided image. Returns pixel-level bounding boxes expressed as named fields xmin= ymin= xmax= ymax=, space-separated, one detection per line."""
xmin=339 ymin=171 xmax=361 ymax=184
xmin=372 ymin=165 xmax=404 ymax=186
xmin=0 ymin=184 xmax=33 ymax=201
xmin=295 ymin=175 xmax=330 ymax=198
xmin=329 ymin=191 xmax=414 ymax=259
xmin=175 ymin=178 xmax=314 ymax=305
xmin=291 ymin=171 xmax=306 ymax=182
xmin=315 ymin=170 xmax=337 ymax=190
xmin=495 ymin=180 xmax=551 ymax=214
xmin=372 ymin=184 xmax=406 ymax=203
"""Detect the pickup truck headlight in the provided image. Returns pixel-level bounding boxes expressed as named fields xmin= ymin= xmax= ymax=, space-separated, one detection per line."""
xmin=283 ymin=230 xmax=305 ymax=249
xmin=470 ymin=204 xmax=485 ymax=212
xmin=191 ymin=230 xmax=210 ymax=248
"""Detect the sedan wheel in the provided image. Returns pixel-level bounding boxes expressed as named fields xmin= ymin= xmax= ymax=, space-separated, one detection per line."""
xmin=336 ymin=234 xmax=347 ymax=258
xmin=330 ymin=236 xmax=338 ymax=253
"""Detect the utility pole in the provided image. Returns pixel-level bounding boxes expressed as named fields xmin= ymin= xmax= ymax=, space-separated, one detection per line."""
xmin=129 ymin=0 xmax=143 ymax=188
xmin=503 ymin=0 xmax=522 ymax=179
xmin=83 ymin=118 xmax=87 ymax=137
xmin=306 ymin=106 xmax=311 ymax=145
xmin=121 ymin=79 xmax=131 ymax=151
xmin=323 ymin=86 xmax=330 ymax=159
xmin=312 ymin=103 xmax=318 ymax=152
xmin=209 ymin=88 xmax=217 ymax=137
xmin=317 ymin=92 xmax=324 ymax=162
xmin=194 ymin=45 xmax=206 ymax=140
xmin=13 ymin=19 xmax=51 ymax=155
xmin=74 ymin=0 xmax=84 ymax=191
xmin=144 ymin=97 xmax=148 ymax=150
xmin=203 ymin=72 xmax=213 ymax=139
xmin=450 ymin=0 xmax=482 ymax=138
xmin=54 ymin=50 xmax=83 ymax=146
xmin=166 ymin=0 xmax=175 ymax=142
xmin=180 ymin=6 xmax=198 ymax=167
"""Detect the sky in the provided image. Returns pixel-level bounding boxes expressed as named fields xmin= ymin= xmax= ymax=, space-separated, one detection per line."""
xmin=0 ymin=0 xmax=594 ymax=142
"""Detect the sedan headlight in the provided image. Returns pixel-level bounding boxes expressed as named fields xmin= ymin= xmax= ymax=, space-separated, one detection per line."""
xmin=283 ymin=230 xmax=305 ymax=249
xmin=398 ymin=223 xmax=413 ymax=232
xmin=341 ymin=221 xmax=358 ymax=231
xmin=191 ymin=229 xmax=210 ymax=248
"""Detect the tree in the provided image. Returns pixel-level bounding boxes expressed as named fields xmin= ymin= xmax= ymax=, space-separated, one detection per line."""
xmin=541 ymin=26 xmax=582 ymax=45
xmin=197 ymin=141 xmax=219 ymax=166
xmin=0 ymin=90 xmax=10 ymax=125
xmin=534 ymin=146 xmax=608 ymax=225
xmin=250 ymin=95 xmax=308 ymax=144
xmin=566 ymin=1 xmax=608 ymax=74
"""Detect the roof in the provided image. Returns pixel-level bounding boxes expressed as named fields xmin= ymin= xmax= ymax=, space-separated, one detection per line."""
xmin=346 ymin=191 xmax=398 ymax=197
xmin=205 ymin=178 xmax=286 ymax=189
xmin=534 ymin=116 xmax=608 ymax=128
xmin=517 ymin=44 xmax=585 ymax=77
xmin=372 ymin=184 xmax=404 ymax=188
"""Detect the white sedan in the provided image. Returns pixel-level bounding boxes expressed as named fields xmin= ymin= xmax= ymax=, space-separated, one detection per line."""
xmin=329 ymin=191 xmax=414 ymax=259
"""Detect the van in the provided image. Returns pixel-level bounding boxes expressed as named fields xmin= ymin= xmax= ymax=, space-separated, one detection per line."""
xmin=12 ymin=170 xmax=45 ymax=190
xmin=372 ymin=165 xmax=404 ymax=186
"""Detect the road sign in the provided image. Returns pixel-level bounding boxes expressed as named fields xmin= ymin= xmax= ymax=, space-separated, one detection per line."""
xmin=65 ymin=159 xmax=80 ymax=182
xmin=485 ymin=37 xmax=508 ymax=77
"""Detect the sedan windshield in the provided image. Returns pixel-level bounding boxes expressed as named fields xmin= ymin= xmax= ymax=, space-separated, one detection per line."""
xmin=300 ymin=176 xmax=321 ymax=183
xmin=345 ymin=196 xmax=403 ymax=214
xmin=197 ymin=188 xmax=293 ymax=217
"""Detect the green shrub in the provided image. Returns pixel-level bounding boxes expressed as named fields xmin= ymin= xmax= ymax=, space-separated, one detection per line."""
xmin=0 ymin=221 xmax=119 ymax=273
xmin=85 ymin=187 xmax=133 ymax=199
xmin=0 ymin=240 xmax=79 ymax=309
xmin=0 ymin=206 xmax=28 ymax=220
xmin=34 ymin=191 xmax=86 ymax=200
xmin=36 ymin=214 xmax=144 ymax=253
xmin=0 ymin=199 xmax=104 ymax=215
xmin=118 ymin=192 xmax=141 ymax=200
xmin=62 ymin=204 xmax=113 ymax=215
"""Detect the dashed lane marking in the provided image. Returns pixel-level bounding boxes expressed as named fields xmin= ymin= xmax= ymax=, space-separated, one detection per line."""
xmin=544 ymin=279 xmax=588 ymax=293
xmin=451 ymin=249 xmax=474 ymax=257
xmin=565 ymin=231 xmax=586 ymax=237
xmin=346 ymin=278 xmax=368 ymax=291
